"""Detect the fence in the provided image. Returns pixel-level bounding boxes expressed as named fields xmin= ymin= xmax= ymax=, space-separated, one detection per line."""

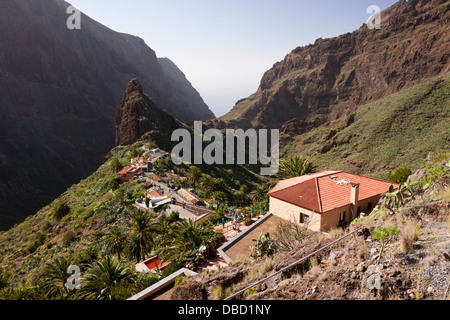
xmin=224 ymin=226 xmax=362 ymax=300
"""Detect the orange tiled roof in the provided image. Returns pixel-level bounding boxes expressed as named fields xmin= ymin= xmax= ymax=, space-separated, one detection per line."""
xmin=178 ymin=188 xmax=202 ymax=203
xmin=117 ymin=167 xmax=132 ymax=175
xmin=147 ymin=190 xmax=165 ymax=199
xmin=269 ymin=171 xmax=398 ymax=213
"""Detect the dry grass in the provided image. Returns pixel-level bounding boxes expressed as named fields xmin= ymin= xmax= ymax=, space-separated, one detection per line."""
xmin=448 ymin=215 xmax=450 ymax=234
xmin=242 ymin=256 xmax=276 ymax=285
xmin=423 ymin=252 xmax=440 ymax=268
xmin=308 ymin=265 xmax=322 ymax=279
xmin=356 ymin=237 xmax=369 ymax=261
xmin=328 ymin=227 xmax=346 ymax=239
xmin=211 ymin=283 xmax=233 ymax=300
xmin=400 ymin=218 xmax=421 ymax=251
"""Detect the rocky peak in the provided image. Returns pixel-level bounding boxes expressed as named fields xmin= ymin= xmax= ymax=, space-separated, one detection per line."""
xmin=115 ymin=79 xmax=181 ymax=147
xmin=125 ymin=78 xmax=144 ymax=96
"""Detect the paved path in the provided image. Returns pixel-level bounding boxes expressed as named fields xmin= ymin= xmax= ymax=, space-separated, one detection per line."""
xmin=166 ymin=204 xmax=198 ymax=221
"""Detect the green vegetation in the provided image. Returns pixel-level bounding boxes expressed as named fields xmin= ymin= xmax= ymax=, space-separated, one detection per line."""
xmin=0 ymin=72 xmax=447 ymax=300
xmin=250 ymin=232 xmax=277 ymax=260
xmin=372 ymin=227 xmax=401 ymax=264
xmin=52 ymin=201 xmax=71 ymax=221
xmin=276 ymin=156 xmax=317 ymax=180
xmin=282 ymin=74 xmax=450 ymax=180
xmin=0 ymin=137 xmax=260 ymax=299
xmin=388 ymin=167 xmax=412 ymax=184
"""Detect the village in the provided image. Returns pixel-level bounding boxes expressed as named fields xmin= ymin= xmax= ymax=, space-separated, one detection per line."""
xmin=116 ymin=146 xmax=399 ymax=300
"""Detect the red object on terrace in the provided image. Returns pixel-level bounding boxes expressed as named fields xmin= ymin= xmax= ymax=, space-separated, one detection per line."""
xmin=117 ymin=167 xmax=132 ymax=175
xmin=142 ymin=256 xmax=171 ymax=271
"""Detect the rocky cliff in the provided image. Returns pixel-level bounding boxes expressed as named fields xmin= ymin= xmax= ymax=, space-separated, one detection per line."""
xmin=0 ymin=0 xmax=213 ymax=229
xmin=218 ymin=0 xmax=449 ymax=130
xmin=115 ymin=78 xmax=182 ymax=148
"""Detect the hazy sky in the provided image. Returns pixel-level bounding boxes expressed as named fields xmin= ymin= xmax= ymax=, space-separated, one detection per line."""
xmin=68 ymin=0 xmax=398 ymax=117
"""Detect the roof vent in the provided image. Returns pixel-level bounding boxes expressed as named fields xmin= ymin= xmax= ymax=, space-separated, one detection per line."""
xmin=335 ymin=179 xmax=351 ymax=186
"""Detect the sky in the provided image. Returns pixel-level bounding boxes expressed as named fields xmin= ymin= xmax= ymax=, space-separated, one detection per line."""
xmin=68 ymin=0 xmax=398 ymax=117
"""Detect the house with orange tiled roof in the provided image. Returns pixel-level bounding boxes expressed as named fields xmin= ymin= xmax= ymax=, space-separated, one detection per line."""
xmin=268 ymin=171 xmax=398 ymax=232
xmin=117 ymin=166 xmax=145 ymax=182
xmin=149 ymin=173 xmax=171 ymax=184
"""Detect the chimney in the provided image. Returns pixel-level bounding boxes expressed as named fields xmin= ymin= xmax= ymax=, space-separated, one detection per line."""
xmin=350 ymin=183 xmax=360 ymax=206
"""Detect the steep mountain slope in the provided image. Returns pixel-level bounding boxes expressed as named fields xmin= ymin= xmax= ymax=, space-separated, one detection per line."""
xmin=281 ymin=74 xmax=450 ymax=180
xmin=218 ymin=0 xmax=449 ymax=130
xmin=0 ymin=84 xmax=266 ymax=288
xmin=0 ymin=0 xmax=214 ymax=230
xmin=157 ymin=57 xmax=215 ymax=122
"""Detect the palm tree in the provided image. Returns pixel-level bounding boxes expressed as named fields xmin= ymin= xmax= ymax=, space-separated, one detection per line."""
xmin=161 ymin=219 xmax=203 ymax=259
xmin=276 ymin=156 xmax=316 ymax=180
xmin=200 ymin=175 xmax=216 ymax=197
xmin=39 ymin=257 xmax=73 ymax=299
xmin=125 ymin=234 xmax=142 ymax=263
xmin=211 ymin=191 xmax=227 ymax=205
xmin=79 ymin=256 xmax=136 ymax=300
xmin=250 ymin=186 xmax=268 ymax=205
xmin=187 ymin=166 xmax=202 ymax=188
xmin=154 ymin=216 xmax=175 ymax=248
xmin=104 ymin=227 xmax=126 ymax=260
xmin=127 ymin=211 xmax=157 ymax=262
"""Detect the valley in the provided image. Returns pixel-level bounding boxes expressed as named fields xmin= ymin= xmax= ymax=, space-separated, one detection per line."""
xmin=0 ymin=0 xmax=448 ymax=302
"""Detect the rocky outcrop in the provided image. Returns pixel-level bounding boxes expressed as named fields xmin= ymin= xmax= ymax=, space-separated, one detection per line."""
xmin=115 ymin=79 xmax=182 ymax=148
xmin=220 ymin=0 xmax=449 ymax=131
xmin=0 ymin=0 xmax=213 ymax=229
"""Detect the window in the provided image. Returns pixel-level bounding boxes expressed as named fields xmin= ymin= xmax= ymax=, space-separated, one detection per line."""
xmin=300 ymin=213 xmax=310 ymax=224
xmin=339 ymin=211 xmax=346 ymax=222
xmin=367 ymin=202 xmax=372 ymax=212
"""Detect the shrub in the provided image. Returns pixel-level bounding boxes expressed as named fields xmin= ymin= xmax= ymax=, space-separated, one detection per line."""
xmin=167 ymin=211 xmax=180 ymax=223
xmin=52 ymin=202 xmax=71 ymax=221
xmin=250 ymin=232 xmax=277 ymax=260
xmin=243 ymin=219 xmax=254 ymax=226
xmin=388 ymin=168 xmax=412 ymax=184
xmin=174 ymin=275 xmax=187 ymax=287
xmin=372 ymin=227 xmax=400 ymax=264
xmin=62 ymin=230 xmax=77 ymax=247
xmin=0 ymin=273 xmax=8 ymax=290
xmin=211 ymin=283 xmax=232 ymax=300
xmin=76 ymin=246 xmax=98 ymax=266
xmin=206 ymin=208 xmax=225 ymax=226
xmin=247 ymin=288 xmax=257 ymax=297
xmin=42 ymin=221 xmax=53 ymax=231
xmin=400 ymin=228 xmax=415 ymax=251
xmin=27 ymin=242 xmax=39 ymax=254
xmin=134 ymin=274 xmax=159 ymax=292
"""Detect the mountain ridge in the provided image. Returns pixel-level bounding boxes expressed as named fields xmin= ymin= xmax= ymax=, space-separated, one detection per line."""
xmin=0 ymin=0 xmax=214 ymax=230
xmin=217 ymin=0 xmax=449 ymax=130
